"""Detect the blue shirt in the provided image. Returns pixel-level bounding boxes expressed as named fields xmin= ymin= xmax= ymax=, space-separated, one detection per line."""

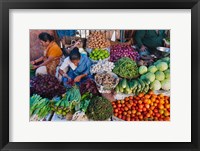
xmin=73 ymin=54 xmax=92 ymax=76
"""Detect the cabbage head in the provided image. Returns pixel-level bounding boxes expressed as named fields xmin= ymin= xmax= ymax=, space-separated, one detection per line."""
xmin=145 ymin=72 xmax=155 ymax=82
xmin=164 ymin=69 xmax=170 ymax=79
xmin=150 ymin=80 xmax=161 ymax=90
xmin=148 ymin=65 xmax=158 ymax=73
xmin=155 ymin=71 xmax=165 ymax=81
xmin=139 ymin=66 xmax=148 ymax=75
xmin=161 ymin=79 xmax=170 ymax=90
xmin=156 ymin=62 xmax=168 ymax=71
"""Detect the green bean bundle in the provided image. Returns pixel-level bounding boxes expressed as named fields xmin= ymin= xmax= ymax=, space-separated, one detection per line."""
xmin=113 ymin=57 xmax=139 ymax=79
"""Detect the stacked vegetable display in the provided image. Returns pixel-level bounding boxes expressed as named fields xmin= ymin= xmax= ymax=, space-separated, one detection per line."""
xmin=89 ymin=48 xmax=110 ymax=61
xmin=87 ymin=31 xmax=110 ymax=48
xmin=115 ymin=78 xmax=151 ymax=95
xmin=30 ymin=94 xmax=51 ymax=120
xmin=138 ymin=57 xmax=170 ymax=91
xmin=112 ymin=91 xmax=170 ymax=121
xmin=51 ymin=86 xmax=81 ymax=116
xmin=110 ymin=44 xmax=140 ymax=62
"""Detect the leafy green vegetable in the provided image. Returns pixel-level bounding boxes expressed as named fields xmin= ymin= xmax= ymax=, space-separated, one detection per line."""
xmin=113 ymin=57 xmax=139 ymax=79
xmin=30 ymin=94 xmax=51 ymax=120
xmin=86 ymin=96 xmax=113 ymax=121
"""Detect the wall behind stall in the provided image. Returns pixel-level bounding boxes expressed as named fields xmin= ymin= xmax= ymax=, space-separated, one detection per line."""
xmin=30 ymin=30 xmax=56 ymax=61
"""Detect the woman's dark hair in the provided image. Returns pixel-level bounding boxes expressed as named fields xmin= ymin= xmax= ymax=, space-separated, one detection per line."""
xmin=69 ymin=47 xmax=81 ymax=61
xmin=38 ymin=32 xmax=54 ymax=42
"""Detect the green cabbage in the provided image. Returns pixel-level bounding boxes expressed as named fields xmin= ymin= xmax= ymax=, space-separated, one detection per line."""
xmin=148 ymin=65 xmax=158 ymax=73
xmin=161 ymin=57 xmax=170 ymax=64
xmin=164 ymin=69 xmax=170 ymax=79
xmin=145 ymin=72 xmax=155 ymax=82
xmin=156 ymin=62 xmax=168 ymax=71
xmin=139 ymin=65 xmax=148 ymax=75
xmin=161 ymin=79 xmax=170 ymax=90
xmin=155 ymin=71 xmax=165 ymax=81
xmin=150 ymin=80 xmax=161 ymax=90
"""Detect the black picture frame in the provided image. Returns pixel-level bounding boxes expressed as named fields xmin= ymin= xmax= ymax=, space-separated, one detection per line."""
xmin=0 ymin=0 xmax=200 ymax=151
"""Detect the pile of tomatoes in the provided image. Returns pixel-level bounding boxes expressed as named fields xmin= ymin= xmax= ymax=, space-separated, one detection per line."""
xmin=112 ymin=91 xmax=170 ymax=121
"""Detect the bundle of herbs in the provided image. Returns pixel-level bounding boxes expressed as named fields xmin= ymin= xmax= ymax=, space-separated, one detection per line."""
xmin=86 ymin=96 xmax=113 ymax=121
xmin=113 ymin=57 xmax=139 ymax=79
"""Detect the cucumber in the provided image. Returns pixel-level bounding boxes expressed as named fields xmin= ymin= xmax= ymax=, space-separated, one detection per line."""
xmin=144 ymin=84 xmax=150 ymax=93
xmin=132 ymin=80 xmax=138 ymax=90
xmin=115 ymin=85 xmax=120 ymax=93
xmin=122 ymin=79 xmax=127 ymax=89
xmin=132 ymin=86 xmax=137 ymax=95
xmin=125 ymin=83 xmax=130 ymax=92
xmin=129 ymin=80 xmax=134 ymax=90
xmin=138 ymin=78 xmax=145 ymax=92
xmin=136 ymin=79 xmax=141 ymax=90
xmin=120 ymin=87 xmax=124 ymax=93
xmin=144 ymin=78 xmax=151 ymax=85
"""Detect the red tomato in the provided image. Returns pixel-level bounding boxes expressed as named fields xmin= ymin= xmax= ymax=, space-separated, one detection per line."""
xmin=158 ymin=104 xmax=164 ymax=109
xmin=115 ymin=109 xmax=118 ymax=113
xmin=117 ymin=104 xmax=122 ymax=108
xmin=145 ymin=104 xmax=150 ymax=109
xmin=123 ymin=112 xmax=127 ymax=116
xmin=124 ymin=107 xmax=129 ymax=111
xmin=156 ymin=113 xmax=161 ymax=118
xmin=154 ymin=109 xmax=158 ymax=113
xmin=139 ymin=104 xmax=144 ymax=109
xmin=142 ymin=107 xmax=147 ymax=112
xmin=118 ymin=115 xmax=122 ymax=119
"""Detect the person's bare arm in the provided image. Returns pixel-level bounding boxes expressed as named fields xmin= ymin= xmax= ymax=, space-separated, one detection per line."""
xmin=37 ymin=57 xmax=54 ymax=67
xmin=59 ymin=69 xmax=72 ymax=80
xmin=31 ymin=56 xmax=44 ymax=65
xmin=74 ymin=74 xmax=87 ymax=82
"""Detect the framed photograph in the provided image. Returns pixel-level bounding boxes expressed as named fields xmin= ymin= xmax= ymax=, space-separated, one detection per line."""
xmin=0 ymin=0 xmax=200 ymax=151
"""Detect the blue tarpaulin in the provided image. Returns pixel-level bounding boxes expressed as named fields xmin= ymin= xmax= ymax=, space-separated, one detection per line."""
xmin=56 ymin=30 xmax=77 ymax=38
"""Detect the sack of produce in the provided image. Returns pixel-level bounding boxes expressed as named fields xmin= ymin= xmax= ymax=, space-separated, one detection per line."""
xmin=87 ymin=31 xmax=110 ymax=49
xmin=90 ymin=60 xmax=115 ymax=75
xmin=71 ymin=111 xmax=89 ymax=121
xmin=94 ymin=71 xmax=119 ymax=93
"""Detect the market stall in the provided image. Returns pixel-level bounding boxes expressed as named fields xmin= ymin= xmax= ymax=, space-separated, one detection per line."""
xmin=30 ymin=30 xmax=170 ymax=121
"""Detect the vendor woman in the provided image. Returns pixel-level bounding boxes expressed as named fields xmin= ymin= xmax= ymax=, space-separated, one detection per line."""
xmin=31 ymin=32 xmax=63 ymax=76
xmin=59 ymin=47 xmax=92 ymax=87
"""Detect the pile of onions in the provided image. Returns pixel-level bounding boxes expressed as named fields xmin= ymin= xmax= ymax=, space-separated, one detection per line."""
xmin=110 ymin=44 xmax=140 ymax=62
xmin=87 ymin=31 xmax=110 ymax=49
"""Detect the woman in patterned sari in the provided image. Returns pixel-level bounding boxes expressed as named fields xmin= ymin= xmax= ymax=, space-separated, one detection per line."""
xmin=31 ymin=32 xmax=63 ymax=76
